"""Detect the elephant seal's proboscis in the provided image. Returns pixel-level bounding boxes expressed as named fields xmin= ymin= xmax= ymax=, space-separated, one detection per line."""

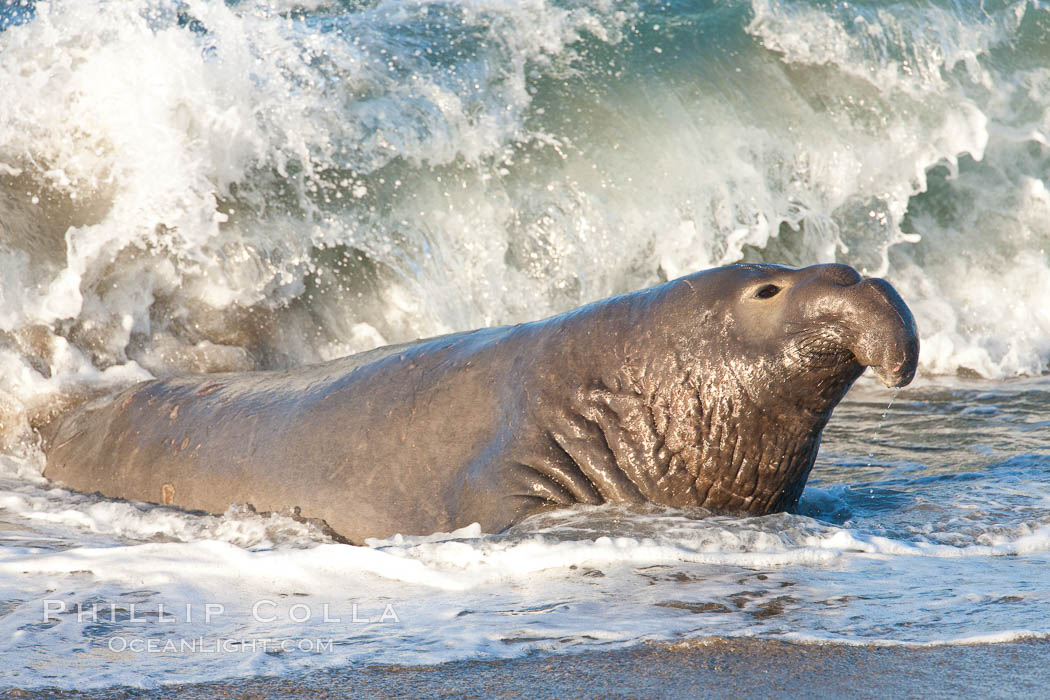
xmin=42 ymin=263 xmax=919 ymax=543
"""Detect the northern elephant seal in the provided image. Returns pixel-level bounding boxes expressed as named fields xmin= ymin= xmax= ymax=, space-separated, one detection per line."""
xmin=43 ymin=263 xmax=918 ymax=543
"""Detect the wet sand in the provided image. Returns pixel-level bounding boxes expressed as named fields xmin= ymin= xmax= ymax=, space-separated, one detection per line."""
xmin=7 ymin=638 xmax=1048 ymax=698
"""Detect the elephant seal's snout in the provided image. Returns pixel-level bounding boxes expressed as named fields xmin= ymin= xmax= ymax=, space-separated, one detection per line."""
xmin=847 ymin=277 xmax=920 ymax=388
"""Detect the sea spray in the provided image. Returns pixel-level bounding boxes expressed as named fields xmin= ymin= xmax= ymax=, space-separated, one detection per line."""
xmin=3 ymin=0 xmax=1050 ymax=456
xmin=3 ymin=3 xmax=1050 ymax=684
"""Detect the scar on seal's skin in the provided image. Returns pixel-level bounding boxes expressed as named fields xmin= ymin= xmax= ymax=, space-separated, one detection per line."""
xmin=161 ymin=483 xmax=175 ymax=505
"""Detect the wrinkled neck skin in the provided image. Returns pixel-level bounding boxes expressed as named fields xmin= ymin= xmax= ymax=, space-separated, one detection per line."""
xmin=569 ymin=282 xmax=865 ymax=516
xmin=661 ymin=340 xmax=862 ymax=514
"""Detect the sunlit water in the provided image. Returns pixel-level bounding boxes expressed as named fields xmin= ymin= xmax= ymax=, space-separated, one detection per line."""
xmin=0 ymin=379 xmax=1048 ymax=689
xmin=4 ymin=0 xmax=1050 ymax=690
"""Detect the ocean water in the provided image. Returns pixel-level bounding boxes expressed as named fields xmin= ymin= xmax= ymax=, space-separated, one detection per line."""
xmin=2 ymin=0 xmax=1050 ymax=690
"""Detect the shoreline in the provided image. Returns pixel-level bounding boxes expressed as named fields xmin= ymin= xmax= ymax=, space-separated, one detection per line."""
xmin=8 ymin=637 xmax=1049 ymax=698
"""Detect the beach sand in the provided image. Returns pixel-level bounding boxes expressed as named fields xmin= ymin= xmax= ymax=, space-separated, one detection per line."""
xmin=8 ymin=637 xmax=1048 ymax=698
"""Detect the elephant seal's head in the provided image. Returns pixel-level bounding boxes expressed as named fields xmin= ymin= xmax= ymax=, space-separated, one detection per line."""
xmin=719 ymin=262 xmax=918 ymax=397
xmin=651 ymin=263 xmax=919 ymax=514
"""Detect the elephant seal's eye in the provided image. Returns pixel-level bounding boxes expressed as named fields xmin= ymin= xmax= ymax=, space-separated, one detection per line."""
xmin=755 ymin=284 xmax=781 ymax=299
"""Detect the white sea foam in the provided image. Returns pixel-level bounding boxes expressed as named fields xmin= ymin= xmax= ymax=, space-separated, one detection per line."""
xmin=2 ymin=495 xmax=1050 ymax=689
xmin=2 ymin=0 xmax=1050 ymax=460
xmin=3 ymin=0 xmax=1050 ymax=688
xmin=0 ymin=489 xmax=336 ymax=549
xmin=3 ymin=382 xmax=1049 ymax=689
xmin=779 ymin=629 xmax=1050 ymax=648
